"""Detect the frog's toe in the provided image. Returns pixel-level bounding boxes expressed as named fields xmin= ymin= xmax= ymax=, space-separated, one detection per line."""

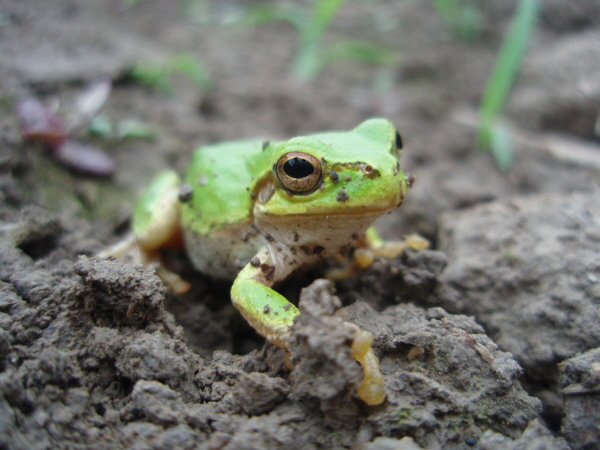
xmin=356 ymin=347 xmax=386 ymax=405
xmin=351 ymin=328 xmax=386 ymax=405
xmin=155 ymin=265 xmax=191 ymax=294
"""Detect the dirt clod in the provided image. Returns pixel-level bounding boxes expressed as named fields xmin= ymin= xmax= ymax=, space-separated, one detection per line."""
xmin=72 ymin=256 xmax=167 ymax=328
xmin=437 ymin=193 xmax=600 ymax=382
xmin=559 ymin=348 xmax=600 ymax=449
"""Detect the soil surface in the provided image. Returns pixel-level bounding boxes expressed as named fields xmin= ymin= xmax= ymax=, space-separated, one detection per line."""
xmin=1 ymin=1 xmax=600 ymax=449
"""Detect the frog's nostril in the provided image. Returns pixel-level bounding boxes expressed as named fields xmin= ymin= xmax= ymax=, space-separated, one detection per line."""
xmin=395 ymin=130 xmax=403 ymax=150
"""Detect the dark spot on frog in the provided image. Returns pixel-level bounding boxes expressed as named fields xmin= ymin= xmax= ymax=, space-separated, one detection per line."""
xmin=290 ymin=246 xmax=296 ymax=254
xmin=250 ymin=257 xmax=261 ymax=267
xmin=300 ymin=246 xmax=312 ymax=255
xmin=329 ymin=170 xmax=339 ymax=183
xmin=260 ymin=264 xmax=275 ymax=281
xmin=313 ymin=246 xmax=324 ymax=255
xmin=249 ymin=191 xmax=255 ymax=200
xmin=293 ymin=232 xmax=300 ymax=242
xmin=284 ymin=304 xmax=291 ymax=311
xmin=345 ymin=175 xmax=351 ymax=181
xmin=339 ymin=244 xmax=352 ymax=256
xmin=352 ymin=233 xmax=359 ymax=240
xmin=265 ymin=234 xmax=275 ymax=242
xmin=263 ymin=304 xmax=271 ymax=314
xmin=262 ymin=140 xmax=270 ymax=150
xmin=336 ymin=189 xmax=349 ymax=202
xmin=178 ymin=184 xmax=194 ymax=203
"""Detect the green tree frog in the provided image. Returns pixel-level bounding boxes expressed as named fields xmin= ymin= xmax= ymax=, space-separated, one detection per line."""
xmin=130 ymin=118 xmax=410 ymax=405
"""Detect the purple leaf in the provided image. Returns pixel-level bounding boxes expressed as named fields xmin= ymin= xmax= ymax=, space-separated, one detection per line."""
xmin=17 ymin=97 xmax=68 ymax=145
xmin=54 ymin=140 xmax=116 ymax=176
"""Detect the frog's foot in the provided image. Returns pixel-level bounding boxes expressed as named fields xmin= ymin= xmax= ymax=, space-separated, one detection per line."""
xmin=350 ymin=328 xmax=386 ymax=406
xmin=283 ymin=350 xmax=293 ymax=370
xmin=366 ymin=232 xmax=430 ymax=261
xmin=326 ymin=232 xmax=430 ymax=280
xmin=97 ymin=233 xmax=139 ymax=261
xmin=154 ymin=264 xmax=191 ymax=294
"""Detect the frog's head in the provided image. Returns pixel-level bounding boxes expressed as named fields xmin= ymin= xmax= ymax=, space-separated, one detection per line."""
xmin=252 ymin=118 xmax=408 ymax=217
xmin=250 ymin=118 xmax=410 ymax=247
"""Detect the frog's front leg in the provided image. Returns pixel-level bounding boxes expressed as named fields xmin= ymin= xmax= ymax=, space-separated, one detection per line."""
xmin=231 ymin=247 xmax=386 ymax=405
xmin=231 ymin=247 xmax=300 ymax=348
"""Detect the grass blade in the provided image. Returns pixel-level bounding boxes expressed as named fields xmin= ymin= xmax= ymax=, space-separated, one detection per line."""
xmin=478 ymin=0 xmax=540 ymax=167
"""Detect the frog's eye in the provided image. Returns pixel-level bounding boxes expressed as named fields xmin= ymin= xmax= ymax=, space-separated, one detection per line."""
xmin=276 ymin=152 xmax=322 ymax=193
xmin=395 ymin=130 xmax=403 ymax=150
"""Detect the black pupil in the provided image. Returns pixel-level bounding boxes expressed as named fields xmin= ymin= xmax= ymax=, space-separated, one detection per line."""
xmin=283 ymin=157 xmax=314 ymax=179
xmin=395 ymin=131 xmax=403 ymax=149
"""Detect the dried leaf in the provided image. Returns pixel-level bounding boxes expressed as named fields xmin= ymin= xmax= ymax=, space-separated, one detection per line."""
xmin=55 ymin=140 xmax=115 ymax=176
xmin=17 ymin=97 xmax=68 ymax=145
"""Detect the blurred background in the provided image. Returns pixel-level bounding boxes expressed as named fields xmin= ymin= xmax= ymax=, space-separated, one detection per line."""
xmin=2 ymin=0 xmax=599 ymax=241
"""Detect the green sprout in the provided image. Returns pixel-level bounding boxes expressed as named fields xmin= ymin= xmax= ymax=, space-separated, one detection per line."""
xmin=433 ymin=0 xmax=483 ymax=41
xmin=129 ymin=53 xmax=211 ymax=95
xmin=247 ymin=0 xmax=396 ymax=81
xmin=124 ymin=0 xmax=143 ymax=8
xmin=88 ymin=116 xmax=156 ymax=141
xmin=478 ymin=0 xmax=540 ymax=170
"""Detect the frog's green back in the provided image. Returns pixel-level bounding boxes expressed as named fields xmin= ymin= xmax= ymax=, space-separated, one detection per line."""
xmin=309 ymin=119 xmax=397 ymax=162
xmin=181 ymin=140 xmax=270 ymax=234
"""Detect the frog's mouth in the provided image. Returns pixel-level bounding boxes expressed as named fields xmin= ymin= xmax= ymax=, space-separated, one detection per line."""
xmin=254 ymin=170 xmax=408 ymax=219
xmin=293 ymin=188 xmax=405 ymax=217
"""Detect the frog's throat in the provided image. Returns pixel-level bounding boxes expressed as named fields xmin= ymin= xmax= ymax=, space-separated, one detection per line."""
xmin=253 ymin=208 xmax=389 ymax=280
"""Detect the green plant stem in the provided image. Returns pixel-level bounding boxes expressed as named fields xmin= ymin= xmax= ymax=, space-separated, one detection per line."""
xmin=478 ymin=0 xmax=540 ymax=168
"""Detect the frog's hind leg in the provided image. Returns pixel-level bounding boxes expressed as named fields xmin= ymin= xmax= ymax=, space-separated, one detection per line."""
xmin=100 ymin=170 xmax=190 ymax=294
xmin=132 ymin=170 xmax=184 ymax=252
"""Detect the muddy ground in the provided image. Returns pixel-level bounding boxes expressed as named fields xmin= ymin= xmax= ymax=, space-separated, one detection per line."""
xmin=1 ymin=0 xmax=600 ymax=449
